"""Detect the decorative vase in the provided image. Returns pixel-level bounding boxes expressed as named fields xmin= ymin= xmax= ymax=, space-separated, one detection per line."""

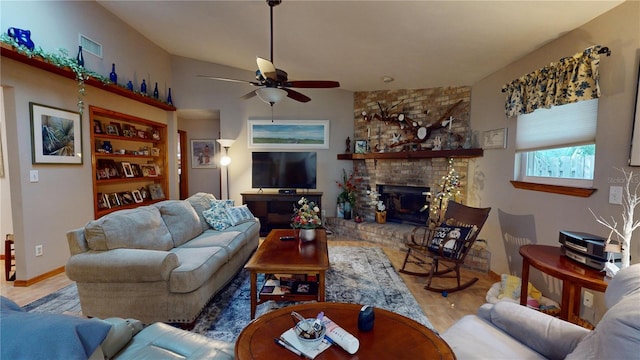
xmin=126 ymin=81 xmax=133 ymax=91
xmin=375 ymin=211 xmax=387 ymax=224
xmin=76 ymin=46 xmax=84 ymax=67
xmin=141 ymin=79 xmax=147 ymax=94
xmin=167 ymin=88 xmax=173 ymax=105
xmin=153 ymin=82 xmax=159 ymax=99
xmin=300 ymin=228 xmax=316 ymax=242
xmin=102 ymin=141 xmax=112 ymax=153
xmin=109 ymin=64 xmax=117 ymax=84
xmin=343 ymin=202 xmax=352 ymax=220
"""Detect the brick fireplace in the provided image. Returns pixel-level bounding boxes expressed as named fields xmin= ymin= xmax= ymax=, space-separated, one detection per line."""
xmin=325 ymin=86 xmax=490 ymax=272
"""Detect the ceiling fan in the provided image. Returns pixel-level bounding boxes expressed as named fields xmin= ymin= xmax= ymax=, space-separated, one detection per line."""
xmin=198 ymin=0 xmax=340 ymax=105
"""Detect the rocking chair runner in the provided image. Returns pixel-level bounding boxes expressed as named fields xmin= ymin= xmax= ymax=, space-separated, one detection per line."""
xmin=400 ymin=201 xmax=491 ymax=293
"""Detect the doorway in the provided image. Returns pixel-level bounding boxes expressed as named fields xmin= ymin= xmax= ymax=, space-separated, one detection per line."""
xmin=178 ymin=130 xmax=188 ymax=199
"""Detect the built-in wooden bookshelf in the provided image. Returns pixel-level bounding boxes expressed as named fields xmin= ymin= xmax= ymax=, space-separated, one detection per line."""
xmin=90 ymin=106 xmax=169 ymax=218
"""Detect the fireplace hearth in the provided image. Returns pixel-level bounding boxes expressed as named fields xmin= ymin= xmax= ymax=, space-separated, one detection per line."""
xmin=377 ymin=184 xmax=430 ymax=225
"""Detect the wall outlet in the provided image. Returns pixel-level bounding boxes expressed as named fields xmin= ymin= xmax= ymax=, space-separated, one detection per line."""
xmin=583 ymin=290 xmax=594 ymax=308
xmin=609 ymin=186 xmax=623 ymax=205
xmin=35 ymin=245 xmax=43 ymax=257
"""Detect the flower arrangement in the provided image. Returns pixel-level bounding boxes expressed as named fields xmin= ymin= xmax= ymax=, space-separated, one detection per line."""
xmin=367 ymin=189 xmax=386 ymax=212
xmin=336 ymin=169 xmax=359 ymax=205
xmin=291 ymin=197 xmax=322 ymax=229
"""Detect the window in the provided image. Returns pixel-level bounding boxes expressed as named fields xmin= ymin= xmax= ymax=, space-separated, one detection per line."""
xmin=515 ymin=99 xmax=598 ymax=188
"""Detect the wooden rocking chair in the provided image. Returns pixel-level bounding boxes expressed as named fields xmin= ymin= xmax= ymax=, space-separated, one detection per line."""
xmin=400 ymin=201 xmax=491 ymax=293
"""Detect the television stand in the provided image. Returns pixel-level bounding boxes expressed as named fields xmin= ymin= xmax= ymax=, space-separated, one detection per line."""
xmin=242 ymin=191 xmax=323 ymax=236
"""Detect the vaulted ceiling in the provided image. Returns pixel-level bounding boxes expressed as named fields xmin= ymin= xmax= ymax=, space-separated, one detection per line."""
xmin=97 ymin=0 xmax=624 ymax=92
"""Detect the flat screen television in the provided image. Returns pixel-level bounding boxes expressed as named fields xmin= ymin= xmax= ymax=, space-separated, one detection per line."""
xmin=252 ymin=152 xmax=317 ymax=189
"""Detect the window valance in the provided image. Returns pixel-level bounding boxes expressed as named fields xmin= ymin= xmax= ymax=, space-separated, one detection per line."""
xmin=502 ymin=45 xmax=609 ymax=118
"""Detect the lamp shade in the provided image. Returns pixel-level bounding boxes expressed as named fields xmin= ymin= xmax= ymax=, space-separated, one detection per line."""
xmin=216 ymin=139 xmax=235 ymax=148
xmin=256 ymin=87 xmax=287 ymax=105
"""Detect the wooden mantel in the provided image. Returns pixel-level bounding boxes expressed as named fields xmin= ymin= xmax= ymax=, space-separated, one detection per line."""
xmin=1 ymin=42 xmax=176 ymax=111
xmin=337 ymin=148 xmax=483 ymax=160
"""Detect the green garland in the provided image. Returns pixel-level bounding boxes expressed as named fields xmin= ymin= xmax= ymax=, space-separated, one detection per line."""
xmin=1 ymin=34 xmax=173 ymax=114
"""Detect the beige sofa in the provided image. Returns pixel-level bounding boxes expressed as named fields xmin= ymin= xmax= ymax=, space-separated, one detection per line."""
xmin=65 ymin=193 xmax=259 ymax=325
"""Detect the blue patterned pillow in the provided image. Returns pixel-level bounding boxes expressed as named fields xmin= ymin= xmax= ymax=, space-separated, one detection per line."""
xmin=226 ymin=205 xmax=255 ymax=226
xmin=202 ymin=200 xmax=234 ymax=230
xmin=428 ymin=223 xmax=475 ymax=258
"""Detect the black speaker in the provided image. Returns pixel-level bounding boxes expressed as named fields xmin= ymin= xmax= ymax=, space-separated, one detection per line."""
xmin=358 ymin=305 xmax=375 ymax=332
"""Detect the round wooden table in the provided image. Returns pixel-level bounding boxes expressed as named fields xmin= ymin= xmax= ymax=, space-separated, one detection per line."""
xmin=235 ymin=302 xmax=455 ymax=359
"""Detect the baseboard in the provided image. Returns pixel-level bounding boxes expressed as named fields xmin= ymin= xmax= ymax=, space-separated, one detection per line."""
xmin=13 ymin=266 xmax=65 ymax=287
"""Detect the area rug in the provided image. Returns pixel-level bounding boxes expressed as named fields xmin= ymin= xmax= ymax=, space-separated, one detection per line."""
xmin=24 ymin=247 xmax=432 ymax=342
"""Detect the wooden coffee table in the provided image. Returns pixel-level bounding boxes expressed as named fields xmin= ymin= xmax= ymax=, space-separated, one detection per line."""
xmin=244 ymin=229 xmax=329 ymax=319
xmin=235 ymin=302 xmax=455 ymax=359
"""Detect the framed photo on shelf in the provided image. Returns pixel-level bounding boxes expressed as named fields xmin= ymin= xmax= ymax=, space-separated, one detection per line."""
xmin=107 ymin=193 xmax=121 ymax=207
xmin=110 ymin=122 xmax=122 ymax=136
xmin=191 ymin=139 xmax=216 ymax=169
xmin=121 ymin=162 xmax=134 ymax=177
xmin=248 ymin=119 xmax=330 ymax=149
xmin=151 ymin=147 xmax=160 ymax=157
xmin=148 ymin=184 xmax=165 ymax=200
xmin=93 ymin=120 xmax=103 ymax=134
xmin=354 ymin=140 xmax=368 ymax=154
xmin=141 ymin=164 xmax=158 ymax=177
xmin=97 ymin=193 xmax=110 ymax=209
xmin=483 ymin=128 xmax=508 ymax=149
xmin=138 ymin=186 xmax=150 ymax=200
xmin=29 ymin=102 xmax=82 ymax=164
xmin=132 ymin=190 xmax=144 ymax=203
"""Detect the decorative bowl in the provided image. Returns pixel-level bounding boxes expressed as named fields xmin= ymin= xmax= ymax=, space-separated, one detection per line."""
xmin=294 ymin=318 xmax=326 ymax=349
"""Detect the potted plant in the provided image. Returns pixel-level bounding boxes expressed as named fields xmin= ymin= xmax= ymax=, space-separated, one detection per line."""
xmin=367 ymin=189 xmax=387 ymax=223
xmin=291 ymin=197 xmax=322 ymax=242
xmin=336 ymin=169 xmax=359 ymax=220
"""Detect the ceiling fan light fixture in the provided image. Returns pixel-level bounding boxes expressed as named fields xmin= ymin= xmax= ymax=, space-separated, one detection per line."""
xmin=256 ymin=87 xmax=287 ymax=105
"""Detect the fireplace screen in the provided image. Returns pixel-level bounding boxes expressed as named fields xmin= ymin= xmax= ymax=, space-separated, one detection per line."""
xmin=377 ymin=184 xmax=430 ymax=225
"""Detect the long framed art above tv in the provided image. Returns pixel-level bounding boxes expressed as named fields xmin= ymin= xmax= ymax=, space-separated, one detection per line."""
xmin=248 ymin=119 xmax=329 ymax=149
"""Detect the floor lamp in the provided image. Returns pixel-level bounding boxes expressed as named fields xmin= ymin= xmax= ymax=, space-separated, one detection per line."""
xmin=216 ymin=139 xmax=235 ymax=200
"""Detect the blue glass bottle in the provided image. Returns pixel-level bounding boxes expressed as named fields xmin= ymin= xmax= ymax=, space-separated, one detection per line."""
xmin=167 ymin=88 xmax=173 ymax=105
xmin=126 ymin=81 xmax=133 ymax=91
xmin=102 ymin=141 xmax=113 ymax=153
xmin=153 ymin=82 xmax=159 ymax=99
xmin=109 ymin=64 xmax=117 ymax=84
xmin=140 ymin=79 xmax=147 ymax=94
xmin=76 ymin=46 xmax=84 ymax=67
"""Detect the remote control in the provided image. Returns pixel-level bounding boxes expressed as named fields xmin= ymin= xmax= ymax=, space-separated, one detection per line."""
xmin=279 ymin=236 xmax=296 ymax=241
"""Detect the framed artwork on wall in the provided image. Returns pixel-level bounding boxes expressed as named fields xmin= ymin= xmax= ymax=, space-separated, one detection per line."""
xmin=191 ymin=139 xmax=217 ymax=169
xmin=629 ymin=61 xmax=640 ymax=166
xmin=248 ymin=119 xmax=330 ymax=149
xmin=29 ymin=102 xmax=82 ymax=164
xmin=483 ymin=128 xmax=508 ymax=149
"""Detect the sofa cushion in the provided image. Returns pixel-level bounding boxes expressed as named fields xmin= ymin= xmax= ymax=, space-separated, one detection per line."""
xmin=181 ymin=230 xmax=245 ymax=260
xmin=1 ymin=297 xmax=112 ymax=360
xmin=203 ymin=200 xmax=235 ymax=231
xmin=185 ymin=193 xmax=218 ymax=232
xmin=155 ymin=200 xmax=203 ymax=247
xmin=226 ymin=205 xmax=255 ymax=226
xmin=84 ymin=206 xmax=173 ymax=251
xmin=169 ymin=246 xmax=229 ymax=293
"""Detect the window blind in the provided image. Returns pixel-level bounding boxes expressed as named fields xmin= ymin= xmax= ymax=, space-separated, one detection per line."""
xmin=516 ymin=99 xmax=598 ymax=152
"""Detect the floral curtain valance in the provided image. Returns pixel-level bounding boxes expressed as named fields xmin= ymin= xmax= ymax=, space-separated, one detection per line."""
xmin=502 ymin=45 xmax=605 ymax=118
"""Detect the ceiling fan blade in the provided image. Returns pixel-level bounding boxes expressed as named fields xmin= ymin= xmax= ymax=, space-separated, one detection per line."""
xmin=240 ymin=89 xmax=258 ymax=100
xmin=197 ymin=75 xmax=261 ymax=86
xmin=257 ymin=57 xmax=277 ymax=81
xmin=283 ymin=88 xmax=311 ymax=103
xmin=285 ymin=80 xmax=341 ymax=88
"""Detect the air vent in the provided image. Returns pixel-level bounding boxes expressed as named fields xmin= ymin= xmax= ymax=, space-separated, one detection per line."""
xmin=79 ymin=34 xmax=102 ymax=58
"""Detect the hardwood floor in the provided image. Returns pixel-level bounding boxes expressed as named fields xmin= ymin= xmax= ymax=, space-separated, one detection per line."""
xmin=0 ymin=238 xmax=496 ymax=333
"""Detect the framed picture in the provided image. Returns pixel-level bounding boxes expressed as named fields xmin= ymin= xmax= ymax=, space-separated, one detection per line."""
xmin=483 ymin=128 xmax=508 ymax=149
xmin=248 ymin=119 xmax=330 ymax=149
xmin=132 ymin=190 xmax=144 ymax=203
xmin=107 ymin=193 xmax=121 ymax=207
xmin=355 ymin=140 xmax=368 ymax=154
xmin=141 ymin=164 xmax=158 ymax=177
xmin=97 ymin=193 xmax=110 ymax=209
xmin=121 ymin=162 xmax=134 ymax=177
xmin=138 ymin=186 xmax=150 ymax=200
xmin=29 ymin=102 xmax=82 ymax=164
xmin=151 ymin=147 xmax=160 ymax=157
xmin=629 ymin=62 xmax=640 ymax=165
xmin=93 ymin=120 xmax=103 ymax=134
xmin=148 ymin=183 xmax=165 ymax=200
xmin=191 ymin=139 xmax=217 ymax=169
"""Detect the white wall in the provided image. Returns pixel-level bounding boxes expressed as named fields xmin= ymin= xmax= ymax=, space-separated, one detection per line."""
xmin=469 ymin=1 xmax=639 ymax=321
xmin=0 ymin=1 xmax=175 ymax=281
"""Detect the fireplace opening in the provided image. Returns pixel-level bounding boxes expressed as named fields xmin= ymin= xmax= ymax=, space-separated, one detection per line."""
xmin=377 ymin=184 xmax=430 ymax=225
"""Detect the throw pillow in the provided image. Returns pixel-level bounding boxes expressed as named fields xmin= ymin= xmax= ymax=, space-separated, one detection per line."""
xmin=226 ymin=205 xmax=255 ymax=226
xmin=202 ymin=199 xmax=234 ymax=231
xmin=428 ymin=223 xmax=474 ymax=258
xmin=498 ymin=274 xmax=542 ymax=301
